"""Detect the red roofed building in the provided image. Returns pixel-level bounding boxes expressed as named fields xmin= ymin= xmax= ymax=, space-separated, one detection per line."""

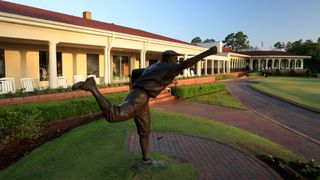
xmin=235 ymin=50 xmax=310 ymax=71
xmin=0 ymin=1 xmax=311 ymax=93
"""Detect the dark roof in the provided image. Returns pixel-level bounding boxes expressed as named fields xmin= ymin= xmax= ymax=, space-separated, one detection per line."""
xmin=0 ymin=1 xmax=192 ymax=46
xmin=222 ymin=47 xmax=232 ymax=52
xmin=236 ymin=51 xmax=297 ymax=56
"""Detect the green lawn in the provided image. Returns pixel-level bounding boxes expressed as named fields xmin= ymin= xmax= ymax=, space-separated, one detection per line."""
xmin=0 ymin=110 xmax=302 ymax=179
xmin=189 ymin=90 xmax=247 ymax=110
xmin=248 ymin=77 xmax=320 ymax=111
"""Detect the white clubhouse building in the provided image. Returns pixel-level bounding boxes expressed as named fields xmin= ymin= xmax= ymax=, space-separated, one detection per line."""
xmin=0 ymin=1 xmax=310 ymax=92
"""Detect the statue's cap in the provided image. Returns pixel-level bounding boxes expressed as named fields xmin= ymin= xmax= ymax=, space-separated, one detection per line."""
xmin=162 ymin=50 xmax=182 ymax=57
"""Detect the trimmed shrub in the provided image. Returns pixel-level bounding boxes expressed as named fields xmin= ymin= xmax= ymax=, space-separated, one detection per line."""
xmin=215 ymin=74 xmax=236 ymax=80
xmin=0 ymin=92 xmax=128 ymax=144
xmin=174 ymin=82 xmax=225 ymax=99
xmin=248 ymin=72 xmax=262 ymax=76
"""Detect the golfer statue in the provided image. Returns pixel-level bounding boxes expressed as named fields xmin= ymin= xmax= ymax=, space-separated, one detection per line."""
xmin=72 ymin=46 xmax=217 ymax=163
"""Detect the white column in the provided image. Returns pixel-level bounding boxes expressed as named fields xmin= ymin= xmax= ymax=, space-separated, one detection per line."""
xmin=279 ymin=60 xmax=281 ymax=69
xmin=211 ymin=60 xmax=215 ymax=74
xmin=183 ymin=54 xmax=188 ymax=77
xmin=265 ymin=60 xmax=268 ymax=70
xmin=228 ymin=60 xmax=231 ymax=73
xmin=49 ymin=41 xmax=57 ymax=88
xmin=301 ymin=59 xmax=304 ymax=69
xmin=140 ymin=50 xmax=146 ymax=68
xmin=196 ymin=61 xmax=201 ymax=76
xmin=249 ymin=59 xmax=253 ymax=71
xmin=204 ymin=59 xmax=208 ymax=75
xmin=258 ymin=59 xmax=261 ymax=71
xmin=294 ymin=59 xmax=297 ymax=69
xmin=223 ymin=60 xmax=226 ymax=73
xmin=104 ymin=46 xmax=111 ymax=84
xmin=217 ymin=60 xmax=220 ymax=74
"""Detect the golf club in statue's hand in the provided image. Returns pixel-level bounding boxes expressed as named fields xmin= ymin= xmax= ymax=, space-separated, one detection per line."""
xmin=72 ymin=46 xmax=217 ymax=163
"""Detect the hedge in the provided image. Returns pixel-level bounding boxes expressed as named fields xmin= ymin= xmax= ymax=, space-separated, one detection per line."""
xmin=248 ymin=70 xmax=307 ymax=77
xmin=0 ymin=92 xmax=128 ymax=144
xmin=174 ymin=82 xmax=225 ymax=99
xmin=215 ymin=74 xmax=236 ymax=80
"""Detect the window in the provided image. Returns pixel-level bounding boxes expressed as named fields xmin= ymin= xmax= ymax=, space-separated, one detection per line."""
xmin=39 ymin=51 xmax=49 ymax=81
xmin=0 ymin=49 xmax=5 ymax=78
xmin=39 ymin=51 xmax=63 ymax=81
xmin=113 ymin=55 xmax=130 ymax=80
xmin=87 ymin=54 xmax=99 ymax=77
xmin=57 ymin=52 xmax=62 ymax=76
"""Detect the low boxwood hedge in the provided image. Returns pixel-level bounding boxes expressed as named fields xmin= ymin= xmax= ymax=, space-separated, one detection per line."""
xmin=0 ymin=92 xmax=128 ymax=144
xmin=174 ymin=82 xmax=225 ymax=99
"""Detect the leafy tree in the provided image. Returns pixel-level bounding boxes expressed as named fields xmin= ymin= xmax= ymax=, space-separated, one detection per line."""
xmin=274 ymin=42 xmax=285 ymax=49
xmin=287 ymin=39 xmax=320 ymax=72
xmin=203 ymin=39 xmax=215 ymax=43
xmin=223 ymin=33 xmax=235 ymax=49
xmin=223 ymin=31 xmax=250 ymax=51
xmin=191 ymin=37 xmax=202 ymax=44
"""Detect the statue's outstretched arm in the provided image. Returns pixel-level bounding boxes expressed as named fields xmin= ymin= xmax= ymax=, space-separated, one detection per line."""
xmin=178 ymin=46 xmax=217 ymax=70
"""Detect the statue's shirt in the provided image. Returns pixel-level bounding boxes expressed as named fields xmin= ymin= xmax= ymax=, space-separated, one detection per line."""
xmin=132 ymin=61 xmax=181 ymax=98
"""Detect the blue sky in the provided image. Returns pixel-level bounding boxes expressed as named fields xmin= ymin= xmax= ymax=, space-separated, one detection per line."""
xmin=6 ymin=0 xmax=320 ymax=49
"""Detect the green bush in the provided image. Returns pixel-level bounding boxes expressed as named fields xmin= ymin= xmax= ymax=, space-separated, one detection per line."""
xmin=215 ymin=74 xmax=236 ymax=80
xmin=0 ymin=108 xmax=43 ymax=150
xmin=248 ymin=72 xmax=262 ymax=76
xmin=174 ymin=82 xmax=225 ymax=99
xmin=0 ymin=92 xmax=128 ymax=144
xmin=0 ymin=92 xmax=127 ymax=123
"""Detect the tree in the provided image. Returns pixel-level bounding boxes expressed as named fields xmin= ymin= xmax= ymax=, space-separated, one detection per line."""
xmin=287 ymin=39 xmax=320 ymax=72
xmin=223 ymin=31 xmax=250 ymax=51
xmin=223 ymin=33 xmax=235 ymax=49
xmin=203 ymin=39 xmax=215 ymax=43
xmin=274 ymin=42 xmax=285 ymax=49
xmin=191 ymin=37 xmax=202 ymax=44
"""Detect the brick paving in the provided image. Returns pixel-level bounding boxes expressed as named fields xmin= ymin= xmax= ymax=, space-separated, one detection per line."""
xmin=125 ymin=131 xmax=281 ymax=180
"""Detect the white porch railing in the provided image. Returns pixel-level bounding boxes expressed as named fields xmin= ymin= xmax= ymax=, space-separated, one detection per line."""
xmin=73 ymin=75 xmax=83 ymax=84
xmin=20 ymin=78 xmax=35 ymax=92
xmin=87 ymin=74 xmax=100 ymax=84
xmin=0 ymin=77 xmax=16 ymax=94
xmin=57 ymin=76 xmax=68 ymax=88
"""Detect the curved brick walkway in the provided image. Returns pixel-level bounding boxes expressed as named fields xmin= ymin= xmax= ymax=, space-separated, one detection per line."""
xmin=153 ymin=100 xmax=320 ymax=164
xmin=125 ymin=132 xmax=281 ymax=180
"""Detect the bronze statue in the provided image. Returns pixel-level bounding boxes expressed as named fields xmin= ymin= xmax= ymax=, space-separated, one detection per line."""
xmin=72 ymin=46 xmax=217 ymax=163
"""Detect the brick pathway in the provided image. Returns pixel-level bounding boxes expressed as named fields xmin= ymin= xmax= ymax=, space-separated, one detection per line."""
xmin=125 ymin=131 xmax=281 ymax=180
xmin=152 ymin=100 xmax=320 ymax=163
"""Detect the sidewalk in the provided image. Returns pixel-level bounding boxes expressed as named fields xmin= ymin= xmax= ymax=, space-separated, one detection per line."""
xmin=125 ymin=131 xmax=281 ymax=179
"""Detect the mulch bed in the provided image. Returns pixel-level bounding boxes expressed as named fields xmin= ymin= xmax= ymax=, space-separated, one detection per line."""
xmin=0 ymin=112 xmax=104 ymax=170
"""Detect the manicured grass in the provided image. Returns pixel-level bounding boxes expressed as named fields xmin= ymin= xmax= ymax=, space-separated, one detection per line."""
xmin=248 ymin=77 xmax=320 ymax=111
xmin=0 ymin=110 xmax=302 ymax=179
xmin=189 ymin=90 xmax=247 ymax=110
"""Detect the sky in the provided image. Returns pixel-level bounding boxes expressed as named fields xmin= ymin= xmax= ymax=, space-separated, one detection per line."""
xmin=6 ymin=0 xmax=320 ymax=49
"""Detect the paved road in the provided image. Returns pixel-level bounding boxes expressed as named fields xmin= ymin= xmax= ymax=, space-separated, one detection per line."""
xmin=126 ymin=132 xmax=281 ymax=180
xmin=226 ymin=80 xmax=320 ymax=142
